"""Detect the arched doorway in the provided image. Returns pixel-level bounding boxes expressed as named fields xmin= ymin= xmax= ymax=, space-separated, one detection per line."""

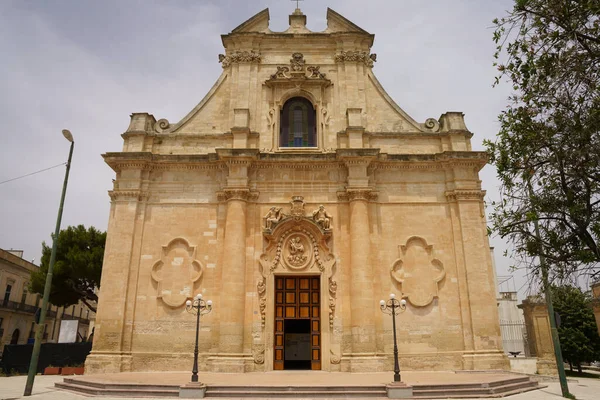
xmin=11 ymin=328 xmax=20 ymax=345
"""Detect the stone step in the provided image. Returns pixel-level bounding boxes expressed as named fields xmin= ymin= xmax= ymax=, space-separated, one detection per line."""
xmin=206 ymin=390 xmax=387 ymax=398
xmin=413 ymin=376 xmax=531 ymax=391
xmin=412 ymin=379 xmax=542 ymax=398
xmin=55 ymin=381 xmax=179 ymax=398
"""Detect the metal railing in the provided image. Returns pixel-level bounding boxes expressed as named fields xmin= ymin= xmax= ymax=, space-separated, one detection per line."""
xmin=500 ymin=320 xmax=530 ymax=357
xmin=0 ymin=300 xmax=57 ymax=318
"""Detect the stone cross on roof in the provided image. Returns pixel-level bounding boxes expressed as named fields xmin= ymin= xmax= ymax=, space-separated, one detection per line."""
xmin=291 ymin=0 xmax=304 ymax=10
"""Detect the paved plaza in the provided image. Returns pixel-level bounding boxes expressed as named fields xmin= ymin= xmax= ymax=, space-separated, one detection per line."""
xmin=1 ymin=372 xmax=600 ymax=400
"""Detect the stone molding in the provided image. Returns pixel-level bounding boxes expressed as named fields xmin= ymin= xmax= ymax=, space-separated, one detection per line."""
xmin=334 ymin=50 xmax=377 ymax=67
xmin=218 ymin=50 xmax=262 ymax=68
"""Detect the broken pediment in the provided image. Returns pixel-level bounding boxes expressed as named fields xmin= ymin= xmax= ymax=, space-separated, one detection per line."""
xmin=326 ymin=8 xmax=372 ymax=36
xmin=230 ymin=8 xmax=270 ymax=33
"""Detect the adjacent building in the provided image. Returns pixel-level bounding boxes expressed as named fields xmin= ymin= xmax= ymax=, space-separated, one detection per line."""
xmin=0 ymin=248 xmax=93 ymax=352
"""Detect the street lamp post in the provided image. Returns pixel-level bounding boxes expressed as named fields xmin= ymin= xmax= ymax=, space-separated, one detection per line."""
xmin=185 ymin=294 xmax=212 ymax=383
xmin=24 ymin=130 xmax=74 ymax=397
xmin=380 ymin=293 xmax=407 ymax=382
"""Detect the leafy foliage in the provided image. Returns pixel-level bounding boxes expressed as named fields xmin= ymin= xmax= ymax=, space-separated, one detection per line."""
xmin=30 ymin=225 xmax=106 ymax=312
xmin=551 ymin=285 xmax=600 ymax=372
xmin=486 ymin=0 xmax=600 ymax=282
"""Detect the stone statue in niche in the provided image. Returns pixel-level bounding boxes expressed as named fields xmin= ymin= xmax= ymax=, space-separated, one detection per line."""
xmin=287 ymin=236 xmax=307 ymax=266
xmin=312 ymin=205 xmax=332 ymax=230
xmin=264 ymin=206 xmax=283 ymax=230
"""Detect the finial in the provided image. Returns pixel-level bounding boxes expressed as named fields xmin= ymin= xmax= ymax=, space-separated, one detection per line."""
xmin=291 ymin=0 xmax=304 ymax=11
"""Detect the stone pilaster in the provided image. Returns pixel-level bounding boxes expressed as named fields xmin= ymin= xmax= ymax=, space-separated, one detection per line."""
xmin=348 ymin=189 xmax=378 ymax=356
xmin=591 ymin=282 xmax=600 ymax=336
xmin=519 ymin=297 xmax=558 ymax=375
xmin=217 ymin=189 xmax=250 ymax=356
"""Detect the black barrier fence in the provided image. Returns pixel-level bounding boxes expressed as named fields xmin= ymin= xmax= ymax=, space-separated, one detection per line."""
xmin=1 ymin=342 xmax=92 ymax=375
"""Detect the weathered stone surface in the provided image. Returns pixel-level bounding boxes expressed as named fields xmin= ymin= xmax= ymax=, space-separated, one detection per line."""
xmin=87 ymin=7 xmax=508 ymax=374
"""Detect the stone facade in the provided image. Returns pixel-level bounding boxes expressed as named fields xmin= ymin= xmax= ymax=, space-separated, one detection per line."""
xmin=518 ymin=297 xmax=558 ymax=375
xmin=87 ymin=8 xmax=508 ymax=374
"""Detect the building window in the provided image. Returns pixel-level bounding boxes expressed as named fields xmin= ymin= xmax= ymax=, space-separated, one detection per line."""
xmin=280 ymin=97 xmax=316 ymax=148
xmin=3 ymin=284 xmax=12 ymax=305
xmin=21 ymin=284 xmax=28 ymax=304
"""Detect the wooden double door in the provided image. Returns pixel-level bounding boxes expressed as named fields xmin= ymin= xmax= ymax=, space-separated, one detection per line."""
xmin=274 ymin=276 xmax=321 ymax=370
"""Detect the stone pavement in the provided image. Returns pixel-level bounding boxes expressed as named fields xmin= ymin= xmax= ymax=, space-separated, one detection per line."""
xmin=1 ymin=373 xmax=599 ymax=400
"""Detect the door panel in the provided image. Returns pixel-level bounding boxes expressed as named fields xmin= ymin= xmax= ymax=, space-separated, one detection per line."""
xmin=274 ymin=276 xmax=321 ymax=370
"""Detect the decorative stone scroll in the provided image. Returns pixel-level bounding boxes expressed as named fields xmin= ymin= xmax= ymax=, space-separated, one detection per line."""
xmin=217 ymin=189 xmax=259 ymax=202
xmin=151 ymin=238 xmax=203 ymax=308
xmin=334 ymin=51 xmax=377 ymax=67
xmin=390 ymin=236 xmax=445 ymax=307
xmin=423 ymin=118 xmax=440 ymax=132
xmin=154 ymin=118 xmax=170 ymax=133
xmin=218 ymin=50 xmax=261 ymax=68
xmin=266 ymin=53 xmax=330 ymax=86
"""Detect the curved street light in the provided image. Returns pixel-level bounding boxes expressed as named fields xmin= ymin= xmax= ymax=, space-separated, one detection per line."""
xmin=380 ymin=293 xmax=407 ymax=383
xmin=24 ymin=130 xmax=75 ymax=396
xmin=186 ymin=294 xmax=212 ymax=383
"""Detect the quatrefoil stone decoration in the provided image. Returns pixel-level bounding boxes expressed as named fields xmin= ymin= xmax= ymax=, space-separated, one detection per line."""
xmin=390 ymin=236 xmax=445 ymax=307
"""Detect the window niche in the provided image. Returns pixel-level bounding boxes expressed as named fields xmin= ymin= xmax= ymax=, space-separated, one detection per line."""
xmin=280 ymin=97 xmax=317 ymax=148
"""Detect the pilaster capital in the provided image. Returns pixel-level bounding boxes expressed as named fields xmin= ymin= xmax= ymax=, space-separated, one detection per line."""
xmin=445 ymin=190 xmax=485 ymax=202
xmin=108 ymin=190 xmax=149 ymax=202
xmin=217 ymin=188 xmax=259 ymax=202
xmin=337 ymin=189 xmax=378 ymax=202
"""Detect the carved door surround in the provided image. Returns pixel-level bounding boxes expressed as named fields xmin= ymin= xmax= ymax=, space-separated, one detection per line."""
xmin=265 ymin=53 xmax=332 ymax=152
xmin=257 ymin=196 xmax=337 ymax=371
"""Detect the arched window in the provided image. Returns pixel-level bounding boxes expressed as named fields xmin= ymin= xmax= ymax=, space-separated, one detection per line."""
xmin=280 ymin=97 xmax=316 ymax=147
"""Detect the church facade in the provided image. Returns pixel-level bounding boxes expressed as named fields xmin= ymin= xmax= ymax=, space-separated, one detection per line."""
xmin=86 ymin=8 xmax=508 ymax=374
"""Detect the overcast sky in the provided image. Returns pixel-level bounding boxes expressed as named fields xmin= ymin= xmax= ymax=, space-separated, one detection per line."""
xmin=0 ymin=0 xmax=536 ymax=296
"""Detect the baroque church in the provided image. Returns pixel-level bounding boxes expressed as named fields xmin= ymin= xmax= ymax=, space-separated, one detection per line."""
xmin=87 ymin=7 xmax=508 ymax=374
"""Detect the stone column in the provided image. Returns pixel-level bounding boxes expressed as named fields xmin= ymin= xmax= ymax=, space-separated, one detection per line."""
xmin=519 ymin=297 xmax=558 ymax=375
xmin=218 ymin=189 xmax=249 ymax=355
xmin=348 ymin=189 xmax=376 ymax=355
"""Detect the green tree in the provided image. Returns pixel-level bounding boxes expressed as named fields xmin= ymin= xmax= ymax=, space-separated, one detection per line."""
xmin=486 ymin=0 xmax=600 ymax=281
xmin=30 ymin=225 xmax=106 ymax=313
xmin=551 ymin=285 xmax=600 ymax=372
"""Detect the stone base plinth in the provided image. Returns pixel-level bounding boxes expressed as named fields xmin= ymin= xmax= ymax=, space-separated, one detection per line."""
xmin=386 ymin=382 xmax=413 ymax=399
xmin=85 ymin=352 xmax=132 ymax=374
xmin=207 ymin=355 xmax=255 ymax=373
xmin=536 ymin=357 xmax=558 ymax=376
xmin=340 ymin=354 xmax=386 ymax=372
xmin=179 ymin=382 xmax=206 ymax=398
xmin=462 ymin=351 xmax=510 ymax=371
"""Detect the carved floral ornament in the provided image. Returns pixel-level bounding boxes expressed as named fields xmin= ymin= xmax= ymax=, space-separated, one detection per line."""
xmin=390 ymin=236 xmax=445 ymax=307
xmin=267 ymin=53 xmax=330 ymax=85
xmin=151 ymin=238 xmax=204 ymax=308
xmin=218 ymin=50 xmax=262 ymax=68
xmin=334 ymin=51 xmax=377 ymax=67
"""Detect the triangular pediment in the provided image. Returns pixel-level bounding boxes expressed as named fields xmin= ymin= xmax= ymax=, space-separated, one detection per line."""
xmin=231 ymin=8 xmax=270 ymax=33
xmin=326 ymin=8 xmax=370 ymax=34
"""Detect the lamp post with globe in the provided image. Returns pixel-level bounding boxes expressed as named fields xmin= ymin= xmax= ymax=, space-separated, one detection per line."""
xmin=380 ymin=293 xmax=407 ymax=383
xmin=186 ymin=294 xmax=212 ymax=383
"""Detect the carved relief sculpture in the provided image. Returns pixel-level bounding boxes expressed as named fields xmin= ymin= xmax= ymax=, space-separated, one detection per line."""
xmin=287 ymin=236 xmax=307 ymax=266
xmin=334 ymin=51 xmax=377 ymax=67
xmin=218 ymin=50 xmax=262 ymax=68
xmin=264 ymin=206 xmax=283 ymax=230
xmin=267 ymin=53 xmax=329 ymax=84
xmin=390 ymin=236 xmax=446 ymax=307
xmin=151 ymin=238 xmax=203 ymax=308
xmin=312 ymin=205 xmax=332 ymax=230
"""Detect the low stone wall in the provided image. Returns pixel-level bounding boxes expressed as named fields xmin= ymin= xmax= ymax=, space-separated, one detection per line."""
xmin=509 ymin=357 xmax=537 ymax=375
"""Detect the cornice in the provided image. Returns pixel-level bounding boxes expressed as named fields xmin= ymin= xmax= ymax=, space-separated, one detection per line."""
xmin=108 ymin=190 xmax=149 ymax=202
xmin=218 ymin=50 xmax=262 ymax=68
xmin=445 ymin=190 xmax=486 ymax=202
xmin=337 ymin=188 xmax=378 ymax=202
xmin=334 ymin=50 xmax=377 ymax=67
